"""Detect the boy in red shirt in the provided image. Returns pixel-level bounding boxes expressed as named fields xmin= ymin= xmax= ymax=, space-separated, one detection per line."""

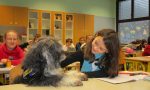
xmin=0 ymin=30 xmax=24 ymax=66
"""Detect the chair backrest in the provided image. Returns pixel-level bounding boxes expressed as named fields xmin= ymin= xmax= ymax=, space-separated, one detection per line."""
xmin=119 ymin=49 xmax=126 ymax=65
xmin=9 ymin=64 xmax=23 ymax=84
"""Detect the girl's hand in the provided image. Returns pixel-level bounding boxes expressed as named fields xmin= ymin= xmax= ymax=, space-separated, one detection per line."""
xmin=1 ymin=59 xmax=8 ymax=64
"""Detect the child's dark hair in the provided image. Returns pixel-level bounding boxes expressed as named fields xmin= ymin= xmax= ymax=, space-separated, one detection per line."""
xmin=84 ymin=29 xmax=120 ymax=78
xmin=33 ymin=34 xmax=41 ymax=42
xmin=66 ymin=38 xmax=73 ymax=43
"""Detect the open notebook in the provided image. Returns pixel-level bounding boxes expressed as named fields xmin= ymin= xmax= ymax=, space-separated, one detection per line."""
xmin=97 ymin=71 xmax=149 ymax=84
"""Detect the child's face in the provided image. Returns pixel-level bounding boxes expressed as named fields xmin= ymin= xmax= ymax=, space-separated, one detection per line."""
xmin=91 ymin=36 xmax=108 ymax=54
xmin=5 ymin=32 xmax=18 ymax=49
xmin=79 ymin=38 xmax=85 ymax=44
xmin=66 ymin=42 xmax=71 ymax=47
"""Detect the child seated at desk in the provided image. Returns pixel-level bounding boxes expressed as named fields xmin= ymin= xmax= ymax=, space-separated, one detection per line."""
xmin=0 ymin=30 xmax=24 ymax=66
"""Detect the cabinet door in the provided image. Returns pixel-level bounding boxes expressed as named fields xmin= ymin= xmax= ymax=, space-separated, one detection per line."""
xmin=0 ymin=6 xmax=13 ymax=25
xmin=54 ymin=12 xmax=63 ymax=42
xmin=74 ymin=14 xmax=85 ymax=44
xmin=65 ymin=14 xmax=74 ymax=40
xmin=41 ymin=11 xmax=51 ymax=36
xmin=85 ymin=15 xmax=94 ymax=35
xmin=28 ymin=10 xmax=39 ymax=40
xmin=74 ymin=14 xmax=94 ymax=44
xmin=14 ymin=7 xmax=28 ymax=27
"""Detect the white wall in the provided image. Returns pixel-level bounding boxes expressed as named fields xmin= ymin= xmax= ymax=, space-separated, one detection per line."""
xmin=94 ymin=16 xmax=116 ymax=32
xmin=0 ymin=0 xmax=116 ymax=18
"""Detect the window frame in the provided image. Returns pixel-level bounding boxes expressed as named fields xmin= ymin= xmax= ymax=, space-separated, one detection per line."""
xmin=116 ymin=0 xmax=150 ymax=32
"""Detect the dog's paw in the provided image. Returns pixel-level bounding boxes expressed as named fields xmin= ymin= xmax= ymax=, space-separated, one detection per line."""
xmin=78 ymin=72 xmax=88 ymax=81
xmin=60 ymin=77 xmax=83 ymax=86
xmin=71 ymin=79 xmax=83 ymax=86
xmin=60 ymin=73 xmax=84 ymax=86
xmin=65 ymin=71 xmax=88 ymax=81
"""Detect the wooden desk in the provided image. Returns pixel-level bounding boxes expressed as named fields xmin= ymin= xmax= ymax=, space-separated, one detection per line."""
xmin=125 ymin=50 xmax=143 ymax=57
xmin=0 ymin=66 xmax=14 ymax=74
xmin=0 ymin=66 xmax=14 ymax=84
xmin=0 ymin=79 xmax=150 ymax=90
xmin=125 ymin=56 xmax=150 ymax=72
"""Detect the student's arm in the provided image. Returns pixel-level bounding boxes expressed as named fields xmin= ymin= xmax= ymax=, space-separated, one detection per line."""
xmin=19 ymin=42 xmax=29 ymax=49
xmin=60 ymin=50 xmax=84 ymax=68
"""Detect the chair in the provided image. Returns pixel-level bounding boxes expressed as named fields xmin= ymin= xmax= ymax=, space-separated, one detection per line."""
xmin=9 ymin=64 xmax=23 ymax=84
xmin=119 ymin=49 xmax=126 ymax=71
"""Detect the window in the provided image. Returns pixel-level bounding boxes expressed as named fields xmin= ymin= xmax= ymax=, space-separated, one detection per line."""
xmin=117 ymin=0 xmax=150 ymax=44
xmin=134 ymin=0 xmax=149 ymax=18
xmin=118 ymin=20 xmax=149 ymax=44
xmin=119 ymin=0 xmax=131 ymax=20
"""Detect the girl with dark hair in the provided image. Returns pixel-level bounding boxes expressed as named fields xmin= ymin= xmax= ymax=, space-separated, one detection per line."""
xmin=61 ymin=29 xmax=120 ymax=78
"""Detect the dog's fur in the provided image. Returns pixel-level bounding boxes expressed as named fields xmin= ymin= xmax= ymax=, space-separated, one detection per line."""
xmin=13 ymin=37 xmax=87 ymax=86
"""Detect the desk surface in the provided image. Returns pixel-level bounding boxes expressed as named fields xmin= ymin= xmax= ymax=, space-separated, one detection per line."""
xmin=0 ymin=66 xmax=14 ymax=74
xmin=0 ymin=79 xmax=150 ymax=90
xmin=126 ymin=56 xmax=150 ymax=62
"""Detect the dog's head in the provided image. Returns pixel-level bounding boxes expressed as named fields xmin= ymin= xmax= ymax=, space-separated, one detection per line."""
xmin=22 ymin=37 xmax=66 ymax=78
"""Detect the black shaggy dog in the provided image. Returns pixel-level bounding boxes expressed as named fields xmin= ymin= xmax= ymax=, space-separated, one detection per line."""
xmin=14 ymin=37 xmax=87 ymax=86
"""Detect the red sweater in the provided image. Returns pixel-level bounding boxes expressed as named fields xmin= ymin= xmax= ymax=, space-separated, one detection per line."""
xmin=0 ymin=43 xmax=24 ymax=66
xmin=142 ymin=45 xmax=150 ymax=56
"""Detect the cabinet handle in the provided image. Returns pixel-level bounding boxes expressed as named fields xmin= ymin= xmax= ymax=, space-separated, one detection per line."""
xmin=14 ymin=22 xmax=18 ymax=24
xmin=10 ymin=22 xmax=13 ymax=24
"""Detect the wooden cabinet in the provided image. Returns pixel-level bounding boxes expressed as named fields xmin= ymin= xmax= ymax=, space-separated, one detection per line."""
xmin=74 ymin=14 xmax=85 ymax=44
xmin=65 ymin=14 xmax=74 ymax=41
xmin=28 ymin=10 xmax=39 ymax=40
xmin=28 ymin=10 xmax=51 ymax=40
xmin=74 ymin=14 xmax=94 ymax=44
xmin=0 ymin=6 xmax=28 ymax=27
xmin=53 ymin=12 xmax=64 ymax=43
xmin=0 ymin=6 xmax=14 ymax=25
xmin=13 ymin=7 xmax=28 ymax=27
xmin=28 ymin=10 xmax=94 ymax=44
xmin=41 ymin=11 xmax=51 ymax=36
xmin=85 ymin=15 xmax=94 ymax=36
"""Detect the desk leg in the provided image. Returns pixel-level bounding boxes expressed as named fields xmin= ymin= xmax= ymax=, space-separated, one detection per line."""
xmin=0 ymin=73 xmax=9 ymax=85
xmin=124 ymin=63 xmax=127 ymax=71
xmin=0 ymin=74 xmax=4 ymax=84
xmin=135 ymin=62 xmax=145 ymax=71
xmin=126 ymin=60 xmax=134 ymax=71
xmin=4 ymin=73 xmax=9 ymax=84
xmin=147 ymin=62 xmax=150 ymax=72
xmin=125 ymin=60 xmax=145 ymax=71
